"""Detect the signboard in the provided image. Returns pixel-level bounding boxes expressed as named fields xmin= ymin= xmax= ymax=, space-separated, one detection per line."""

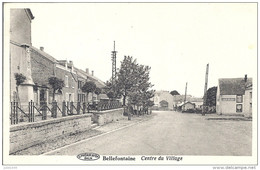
xmin=222 ymin=98 xmax=235 ymax=101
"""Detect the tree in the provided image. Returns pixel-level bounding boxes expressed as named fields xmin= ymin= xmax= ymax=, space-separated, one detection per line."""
xmin=94 ymin=87 xmax=102 ymax=101
xmin=206 ymin=86 xmax=217 ymax=107
xmin=115 ymin=56 xmax=154 ymax=109
xmin=81 ymin=81 xmax=96 ymax=103
xmin=130 ymin=64 xmax=154 ymax=110
xmin=146 ymin=100 xmax=154 ymax=107
xmin=104 ymin=79 xmax=122 ymax=100
xmin=116 ymin=56 xmax=139 ymax=105
xmin=106 ymin=91 xmax=115 ymax=100
xmin=14 ymin=73 xmax=26 ymax=103
xmin=116 ymin=56 xmax=154 ymax=106
xmin=170 ymin=90 xmax=180 ymax=96
xmin=94 ymin=87 xmax=102 ymax=96
xmin=48 ymin=77 xmax=65 ymax=101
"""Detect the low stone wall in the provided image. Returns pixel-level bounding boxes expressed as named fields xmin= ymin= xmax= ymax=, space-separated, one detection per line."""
xmin=10 ymin=114 xmax=92 ymax=154
xmin=92 ymin=108 xmax=124 ymax=126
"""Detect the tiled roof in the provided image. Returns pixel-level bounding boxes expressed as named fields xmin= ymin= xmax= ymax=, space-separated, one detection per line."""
xmin=173 ymin=95 xmax=192 ymax=102
xmin=189 ymin=97 xmax=203 ymax=102
xmin=218 ymin=78 xmax=252 ymax=95
xmin=31 ymin=46 xmax=57 ymax=63
xmin=177 ymin=101 xmax=195 ymax=107
xmin=74 ymin=67 xmax=106 ymax=88
xmin=88 ymin=76 xmax=106 ymax=88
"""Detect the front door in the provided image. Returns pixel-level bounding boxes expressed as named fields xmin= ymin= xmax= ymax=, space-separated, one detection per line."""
xmin=40 ymin=89 xmax=46 ymax=107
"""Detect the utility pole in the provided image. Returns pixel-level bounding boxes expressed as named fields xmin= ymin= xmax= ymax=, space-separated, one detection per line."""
xmin=184 ymin=82 xmax=188 ymax=103
xmin=182 ymin=82 xmax=188 ymax=112
xmin=202 ymin=63 xmax=209 ymax=116
xmin=111 ymin=41 xmax=117 ymax=85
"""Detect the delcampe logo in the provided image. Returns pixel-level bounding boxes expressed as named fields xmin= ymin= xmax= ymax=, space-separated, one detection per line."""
xmin=77 ymin=153 xmax=100 ymax=161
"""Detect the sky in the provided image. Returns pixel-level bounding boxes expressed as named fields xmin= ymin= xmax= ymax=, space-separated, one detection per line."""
xmin=11 ymin=3 xmax=258 ymax=97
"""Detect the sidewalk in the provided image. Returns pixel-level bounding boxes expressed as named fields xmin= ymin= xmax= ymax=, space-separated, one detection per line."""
xmin=204 ymin=113 xmax=252 ymax=121
xmin=11 ymin=114 xmax=154 ymax=155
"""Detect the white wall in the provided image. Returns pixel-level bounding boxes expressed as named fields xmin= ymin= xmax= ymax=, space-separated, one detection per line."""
xmin=244 ymin=89 xmax=252 ymax=117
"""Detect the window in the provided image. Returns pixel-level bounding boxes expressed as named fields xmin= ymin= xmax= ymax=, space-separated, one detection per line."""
xmin=78 ymin=81 xmax=83 ymax=89
xmin=236 ymin=104 xmax=243 ymax=112
xmin=65 ymin=75 xmax=68 ymax=87
xmin=83 ymin=94 xmax=85 ymax=102
xmin=66 ymin=93 xmax=69 ymax=102
xmin=78 ymin=81 xmax=81 ymax=89
xmin=71 ymin=93 xmax=74 ymax=102
xmin=69 ymin=94 xmax=71 ymax=102
xmin=236 ymin=95 xmax=243 ymax=103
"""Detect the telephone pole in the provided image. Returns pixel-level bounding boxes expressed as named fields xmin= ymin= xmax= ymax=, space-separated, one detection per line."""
xmin=202 ymin=63 xmax=209 ymax=116
xmin=111 ymin=41 xmax=117 ymax=85
xmin=184 ymin=82 xmax=188 ymax=103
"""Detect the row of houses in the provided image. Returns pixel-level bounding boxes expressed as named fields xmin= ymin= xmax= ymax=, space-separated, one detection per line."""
xmin=152 ymin=91 xmax=203 ymax=111
xmin=151 ymin=75 xmax=253 ymax=117
xmin=10 ymin=9 xmax=107 ymax=106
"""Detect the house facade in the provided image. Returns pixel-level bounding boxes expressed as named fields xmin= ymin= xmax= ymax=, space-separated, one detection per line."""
xmin=216 ymin=76 xmax=252 ymax=117
xmin=152 ymin=91 xmax=174 ymax=110
xmin=75 ymin=68 xmax=88 ymax=103
xmin=178 ymin=102 xmax=195 ymax=111
xmin=10 ymin=9 xmax=35 ymax=104
xmin=55 ymin=60 xmax=78 ymax=103
xmin=173 ymin=95 xmax=202 ymax=111
xmin=244 ymin=84 xmax=252 ymax=117
xmin=75 ymin=68 xmax=106 ymax=104
xmin=189 ymin=97 xmax=203 ymax=109
xmin=31 ymin=46 xmax=56 ymax=105
xmin=31 ymin=47 xmax=78 ymax=105
xmin=10 ymin=8 xmax=108 ymax=109
xmin=173 ymin=95 xmax=192 ymax=108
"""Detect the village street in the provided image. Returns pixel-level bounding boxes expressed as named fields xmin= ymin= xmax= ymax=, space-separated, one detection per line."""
xmin=46 ymin=111 xmax=252 ymax=156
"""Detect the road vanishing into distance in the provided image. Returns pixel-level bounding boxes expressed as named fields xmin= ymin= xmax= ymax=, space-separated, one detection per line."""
xmin=47 ymin=111 xmax=252 ymax=156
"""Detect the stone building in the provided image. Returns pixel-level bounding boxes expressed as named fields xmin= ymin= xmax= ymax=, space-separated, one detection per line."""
xmin=31 ymin=47 xmax=78 ymax=105
xmin=177 ymin=101 xmax=195 ymax=111
xmin=30 ymin=46 xmax=56 ymax=105
xmin=10 ymin=9 xmax=106 ymax=106
xmin=10 ymin=9 xmax=35 ymax=104
xmin=216 ymin=75 xmax=252 ymax=117
xmin=75 ymin=67 xmax=106 ymax=104
xmin=152 ymin=91 xmax=174 ymax=110
xmin=31 ymin=46 xmax=107 ymax=105
xmin=172 ymin=95 xmax=192 ymax=110
xmin=75 ymin=68 xmax=88 ymax=103
xmin=55 ymin=60 xmax=78 ymax=103
xmin=189 ymin=97 xmax=203 ymax=109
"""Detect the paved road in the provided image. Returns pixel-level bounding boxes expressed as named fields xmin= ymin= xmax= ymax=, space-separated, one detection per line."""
xmin=49 ymin=111 xmax=252 ymax=156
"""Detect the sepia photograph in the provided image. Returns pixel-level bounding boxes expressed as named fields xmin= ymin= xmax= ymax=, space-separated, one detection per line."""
xmin=2 ymin=2 xmax=258 ymax=167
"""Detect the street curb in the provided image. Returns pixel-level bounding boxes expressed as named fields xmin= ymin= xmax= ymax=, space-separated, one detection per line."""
xmin=41 ymin=118 xmax=149 ymax=155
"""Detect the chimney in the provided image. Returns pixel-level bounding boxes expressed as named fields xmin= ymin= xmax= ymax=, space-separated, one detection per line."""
xmin=86 ymin=68 xmax=89 ymax=74
xmin=69 ymin=61 xmax=74 ymax=72
xmin=92 ymin=70 xmax=94 ymax=76
xmin=244 ymin=74 xmax=248 ymax=82
xmin=40 ymin=47 xmax=44 ymax=51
